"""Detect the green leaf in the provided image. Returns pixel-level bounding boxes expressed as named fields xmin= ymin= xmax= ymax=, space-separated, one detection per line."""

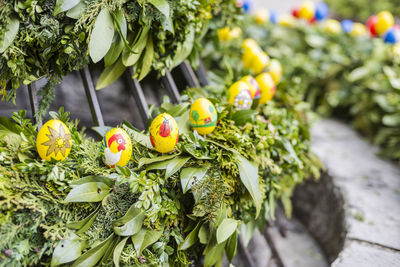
xmin=162 ymin=102 xmax=190 ymax=117
xmin=282 ymin=139 xmax=302 ymax=165
xmin=180 ymin=167 xmax=207 ymax=193
xmin=203 ymin=242 xmax=225 ymax=267
xmin=148 ymin=0 xmax=170 ymax=19
xmin=113 ymin=237 xmax=129 ymax=267
xmin=72 ymin=234 xmax=114 ymax=267
xmin=99 ymin=236 xmax=120 ymax=266
xmin=198 ymin=224 xmax=209 ymax=244
xmin=89 ymin=8 xmax=115 ymax=63
xmin=165 ymin=156 xmax=190 ymax=178
xmin=66 ymin=1 xmax=86 ymax=19
xmin=113 ymin=10 xmax=127 ymax=38
xmin=96 ymin=57 xmax=126 ymax=90
xmin=51 ymin=234 xmax=85 ymax=266
xmin=137 ymin=35 xmax=154 ymax=81
xmin=235 ymin=154 xmax=262 ymax=218
xmin=104 ymin=37 xmax=125 ymax=67
xmin=177 ymin=110 xmax=191 ymax=134
xmin=67 ymin=205 xmax=101 ymax=234
xmin=216 ymin=218 xmax=238 ymax=244
xmin=179 ymin=222 xmax=201 ymax=250
xmin=146 ymin=158 xmax=174 ymax=171
xmin=70 ymin=176 xmax=115 ymax=188
xmin=122 ymin=26 xmax=150 ymax=67
xmin=65 ymin=182 xmax=111 ymax=202
xmin=231 ymin=110 xmax=256 ymax=126
xmin=54 ymin=0 xmax=79 ymax=15
xmin=239 ymin=220 xmax=255 ymax=247
xmin=113 ymin=206 xmax=145 ymax=236
xmin=92 ymin=126 xmax=113 ymax=137
xmin=123 ymin=126 xmax=153 ymax=149
xmin=225 ymin=230 xmax=238 ymax=262
xmin=0 ymin=117 xmax=22 ymax=145
xmin=172 ymin=26 xmax=195 ymax=68
xmin=382 ymin=113 xmax=400 ymax=127
xmin=0 ymin=17 xmax=19 ymax=53
xmin=138 ymin=154 xmax=178 ymax=168
xmin=131 ymin=228 xmax=163 ymax=256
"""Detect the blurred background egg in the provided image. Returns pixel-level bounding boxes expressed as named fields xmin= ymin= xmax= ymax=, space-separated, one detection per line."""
xmin=227 ymin=81 xmax=253 ymax=110
xmin=366 ymin=15 xmax=378 ymax=36
xmin=150 ymin=113 xmax=179 ymax=153
xmin=315 ymin=2 xmax=329 ymax=21
xmin=375 ymin=11 xmax=394 ymax=35
xmin=341 ymin=19 xmax=354 ymax=33
xmin=267 ymin=59 xmax=283 ymax=84
xmin=241 ymin=75 xmax=260 ymax=99
xmin=189 ymin=98 xmax=218 ymax=135
xmin=101 ymin=128 xmax=132 ymax=168
xmin=298 ymin=1 xmax=315 ymax=21
xmin=36 ymin=119 xmax=72 ymax=161
xmin=256 ymin=73 xmax=276 ymax=104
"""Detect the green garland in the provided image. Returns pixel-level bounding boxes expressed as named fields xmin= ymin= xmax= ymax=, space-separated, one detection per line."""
xmin=211 ymin=17 xmax=400 ymax=163
xmin=0 ymin=0 xmax=237 ymax=113
xmin=0 ymin=80 xmax=321 ymax=265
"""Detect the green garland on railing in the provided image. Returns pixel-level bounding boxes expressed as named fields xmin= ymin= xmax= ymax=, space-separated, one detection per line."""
xmin=0 ymin=82 xmax=321 ymax=266
xmin=0 ymin=0 xmax=238 ymax=112
xmin=209 ymin=16 xmax=400 ymax=163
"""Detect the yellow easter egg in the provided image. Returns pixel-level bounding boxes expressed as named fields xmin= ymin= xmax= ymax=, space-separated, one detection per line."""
xmin=242 ymin=38 xmax=259 ymax=51
xmin=278 ymin=14 xmax=295 ymax=27
xmin=242 ymin=46 xmax=262 ymax=69
xmin=189 ymin=98 xmax=218 ymax=135
xmin=36 ymin=119 xmax=72 ymax=161
xmin=254 ymin=8 xmax=269 ymax=25
xmin=267 ymin=59 xmax=283 ymax=84
xmin=375 ymin=11 xmax=394 ymax=35
xmin=101 ymin=128 xmax=132 ymax=168
xmin=350 ymin=23 xmax=367 ymax=37
xmin=229 ymin=27 xmax=242 ymax=39
xmin=227 ymin=81 xmax=253 ymax=110
xmin=324 ymin=19 xmax=341 ymax=34
xmin=256 ymin=73 xmax=276 ymax=104
xmin=150 ymin=113 xmax=179 ymax=153
xmin=240 ymin=75 xmax=260 ymax=99
xmin=298 ymin=1 xmax=315 ymax=21
xmin=217 ymin=27 xmax=231 ymax=42
xmin=250 ymin=51 xmax=270 ymax=74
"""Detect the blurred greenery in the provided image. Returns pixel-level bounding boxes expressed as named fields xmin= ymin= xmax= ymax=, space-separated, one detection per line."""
xmin=242 ymin=20 xmax=400 ymax=163
xmin=325 ymin=0 xmax=400 ymax=21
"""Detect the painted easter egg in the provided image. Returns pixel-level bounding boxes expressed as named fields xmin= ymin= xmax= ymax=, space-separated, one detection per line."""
xmin=241 ymin=75 xmax=260 ymax=99
xmin=36 ymin=119 xmax=72 ymax=161
xmin=242 ymin=38 xmax=259 ymax=51
xmin=250 ymin=51 xmax=270 ymax=74
xmin=292 ymin=7 xmax=300 ymax=18
xmin=383 ymin=27 xmax=400 ymax=44
xmin=150 ymin=113 xmax=179 ymax=153
xmin=269 ymin=10 xmax=277 ymax=24
xmin=315 ymin=2 xmax=328 ymax=21
xmin=101 ymin=128 xmax=132 ymax=168
xmin=254 ymin=8 xmax=269 ymax=24
xmin=375 ymin=11 xmax=394 ymax=35
xmin=278 ymin=14 xmax=295 ymax=27
xmin=341 ymin=19 xmax=354 ymax=34
xmin=350 ymin=23 xmax=367 ymax=37
xmin=227 ymin=81 xmax=253 ymax=110
xmin=324 ymin=19 xmax=341 ymax=34
xmin=366 ymin=15 xmax=378 ymax=36
xmin=242 ymin=45 xmax=262 ymax=69
xmin=217 ymin=27 xmax=231 ymax=42
xmin=189 ymin=98 xmax=218 ymax=135
xmin=256 ymin=73 xmax=276 ymax=104
xmin=298 ymin=1 xmax=315 ymax=21
xmin=267 ymin=59 xmax=283 ymax=84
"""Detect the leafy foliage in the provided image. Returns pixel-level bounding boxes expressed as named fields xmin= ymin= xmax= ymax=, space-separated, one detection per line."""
xmin=240 ymin=19 xmax=400 ymax=163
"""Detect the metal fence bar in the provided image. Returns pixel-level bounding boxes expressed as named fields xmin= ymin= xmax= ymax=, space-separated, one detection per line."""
xmin=180 ymin=60 xmax=201 ymax=88
xmin=263 ymin=226 xmax=285 ymax=267
xmin=237 ymin=235 xmax=256 ymax=267
xmin=195 ymin=59 xmax=209 ymax=86
xmin=80 ymin=66 xmax=104 ymax=127
xmin=125 ymin=68 xmax=150 ymax=124
xmin=27 ymin=83 xmax=42 ymax=129
xmin=161 ymin=67 xmax=181 ymax=103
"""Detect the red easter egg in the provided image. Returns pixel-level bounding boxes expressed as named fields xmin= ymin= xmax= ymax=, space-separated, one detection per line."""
xmin=292 ymin=8 xmax=299 ymax=18
xmin=366 ymin=15 xmax=378 ymax=37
